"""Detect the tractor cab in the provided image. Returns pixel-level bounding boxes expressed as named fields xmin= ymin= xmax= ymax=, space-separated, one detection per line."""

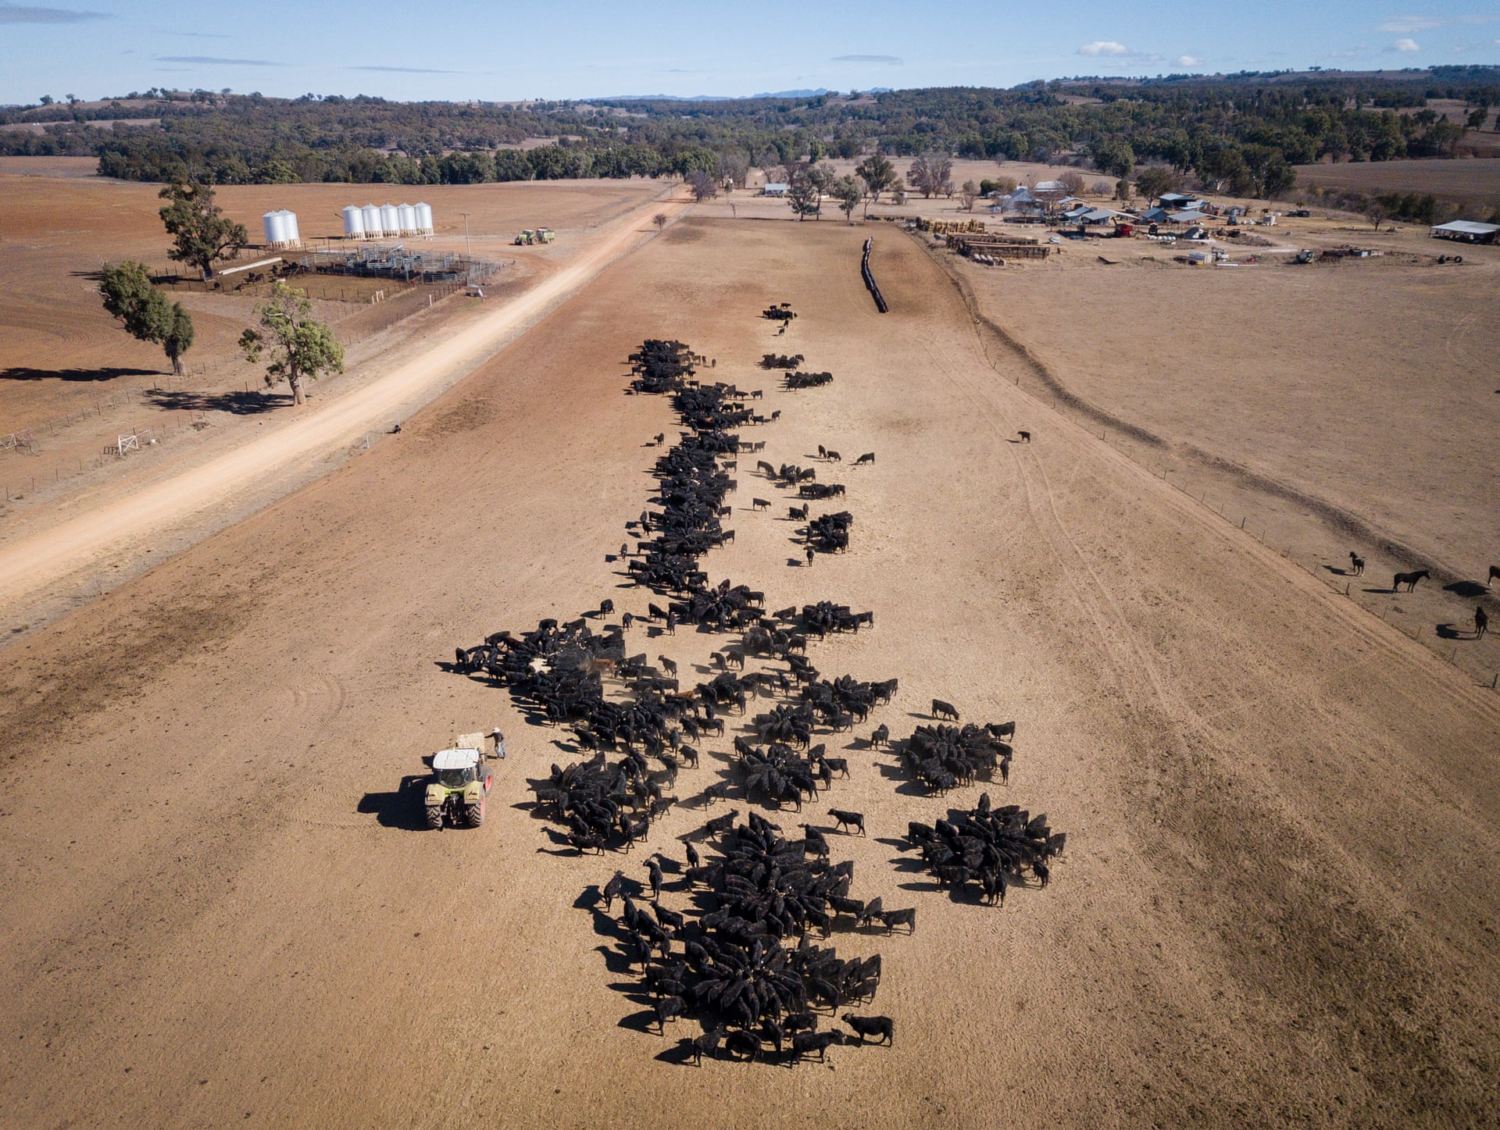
xmin=424 ymin=746 xmax=493 ymax=830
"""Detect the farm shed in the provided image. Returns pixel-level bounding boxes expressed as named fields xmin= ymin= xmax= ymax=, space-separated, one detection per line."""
xmin=1430 ymin=220 xmax=1499 ymax=244
xmin=762 ymin=182 xmax=789 ymax=197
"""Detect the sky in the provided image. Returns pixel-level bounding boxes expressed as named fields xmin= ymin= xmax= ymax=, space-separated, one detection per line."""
xmin=1 ymin=0 xmax=1498 ymax=105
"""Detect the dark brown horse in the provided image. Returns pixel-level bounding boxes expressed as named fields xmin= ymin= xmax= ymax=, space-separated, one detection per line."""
xmin=1392 ymin=569 xmax=1430 ymax=592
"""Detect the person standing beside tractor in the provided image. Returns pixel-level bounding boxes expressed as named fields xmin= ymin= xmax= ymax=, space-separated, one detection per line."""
xmin=491 ymin=728 xmax=507 ymax=759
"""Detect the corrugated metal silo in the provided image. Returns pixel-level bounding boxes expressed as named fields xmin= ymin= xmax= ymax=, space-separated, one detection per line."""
xmin=342 ymin=205 xmax=366 ymax=239
xmin=282 ymin=211 xmax=301 ymax=247
xmin=397 ymin=203 xmax=417 ymax=234
xmin=414 ymin=202 xmax=433 ymax=234
xmin=379 ymin=203 xmax=400 ymax=236
xmin=262 ymin=210 xmax=282 ymax=246
xmin=361 ymin=203 xmax=383 ymax=238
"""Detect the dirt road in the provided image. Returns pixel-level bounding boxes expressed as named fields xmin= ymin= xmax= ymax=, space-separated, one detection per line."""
xmin=2 ymin=217 xmax=1496 ymax=1129
xmin=0 ymin=190 xmax=682 ymax=615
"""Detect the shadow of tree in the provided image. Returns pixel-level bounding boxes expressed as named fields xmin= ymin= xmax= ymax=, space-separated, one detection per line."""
xmin=146 ymin=388 xmax=291 ymax=415
xmin=1 ymin=366 xmax=159 ymax=383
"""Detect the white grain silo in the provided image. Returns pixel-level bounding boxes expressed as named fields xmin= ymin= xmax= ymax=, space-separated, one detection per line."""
xmin=397 ymin=202 xmax=417 ymax=235
xmin=282 ymin=210 xmax=301 ymax=248
xmin=342 ymin=204 xmax=366 ymax=240
xmin=414 ymin=201 xmax=433 ymax=235
xmin=380 ymin=203 xmax=400 ymax=236
xmin=361 ymin=203 xmax=383 ymax=238
xmin=262 ymin=210 xmax=283 ymax=247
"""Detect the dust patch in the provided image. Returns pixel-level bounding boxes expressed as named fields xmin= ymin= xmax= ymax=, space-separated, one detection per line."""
xmin=0 ymin=590 xmax=256 ymax=762
xmin=424 ymin=397 xmax=498 ymax=437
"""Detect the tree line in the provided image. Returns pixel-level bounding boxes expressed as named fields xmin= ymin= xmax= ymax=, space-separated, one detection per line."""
xmin=3 ymin=70 xmax=1496 ymax=201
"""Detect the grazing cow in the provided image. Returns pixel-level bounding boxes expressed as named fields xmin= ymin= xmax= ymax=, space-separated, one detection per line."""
xmin=1017 ymin=430 xmax=1031 ymax=443
xmin=878 ymin=907 xmax=917 ymax=934
xmin=704 ymin=810 xmax=739 ymax=838
xmin=1478 ymin=606 xmax=1489 ymax=638
xmin=828 ymin=808 xmax=865 ymax=835
xmin=842 ymin=1014 xmax=894 ymax=1046
xmin=598 ymin=598 xmax=615 ymax=616
xmin=689 ymin=1028 xmax=724 ymax=1066
xmin=1393 ymin=569 xmax=1430 ymax=592
xmin=602 ymin=869 xmax=629 ymax=911
xmin=931 ymin=698 xmax=960 ymax=721
xmin=826 ymin=450 xmax=840 ymax=463
xmin=792 ymin=1031 xmax=845 ymax=1062
xmin=854 ymin=452 xmax=875 ymax=466
xmin=654 ymin=994 xmax=686 ymax=1033
xmin=724 ymin=1029 xmax=760 ymax=1062
xmin=1348 ymin=552 xmax=1365 ymax=576
xmin=752 ymin=498 xmax=770 ymax=511
xmin=790 ymin=504 xmax=809 ymax=521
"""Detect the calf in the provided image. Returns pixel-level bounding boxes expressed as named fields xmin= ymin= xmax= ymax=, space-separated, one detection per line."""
xmin=842 ymin=1014 xmax=894 ymax=1046
xmin=752 ymin=497 xmax=770 ymax=511
xmin=1017 ymin=430 xmax=1031 ymax=443
xmin=854 ymin=452 xmax=875 ymax=466
xmin=828 ymin=808 xmax=865 ymax=835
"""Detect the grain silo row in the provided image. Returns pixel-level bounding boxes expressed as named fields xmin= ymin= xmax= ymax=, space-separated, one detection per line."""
xmin=341 ymin=201 xmax=435 ymax=240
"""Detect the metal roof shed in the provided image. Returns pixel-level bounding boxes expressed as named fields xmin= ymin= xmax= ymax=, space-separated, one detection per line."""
xmin=1431 ymin=220 xmax=1499 ymax=243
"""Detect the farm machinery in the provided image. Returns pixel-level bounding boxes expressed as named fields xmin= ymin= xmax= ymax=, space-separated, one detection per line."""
xmin=514 ymin=227 xmax=555 ymax=245
xmin=423 ymin=732 xmax=496 ymax=829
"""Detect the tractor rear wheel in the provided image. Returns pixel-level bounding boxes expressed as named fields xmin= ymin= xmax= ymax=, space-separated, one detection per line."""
xmin=425 ymin=804 xmax=443 ymax=830
xmin=465 ymin=800 xmax=485 ymax=828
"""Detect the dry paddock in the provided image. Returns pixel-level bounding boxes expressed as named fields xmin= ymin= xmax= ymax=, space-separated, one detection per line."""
xmin=1 ymin=216 xmax=1497 ymax=1128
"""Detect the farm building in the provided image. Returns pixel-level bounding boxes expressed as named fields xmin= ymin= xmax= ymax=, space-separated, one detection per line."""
xmin=1430 ymin=220 xmax=1499 ymax=244
xmin=762 ymin=182 xmax=789 ymax=197
xmin=1158 ymin=192 xmax=1208 ymax=211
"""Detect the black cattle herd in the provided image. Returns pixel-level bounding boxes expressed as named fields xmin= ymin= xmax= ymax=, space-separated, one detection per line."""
xmin=449 ymin=308 xmax=1064 ymax=1065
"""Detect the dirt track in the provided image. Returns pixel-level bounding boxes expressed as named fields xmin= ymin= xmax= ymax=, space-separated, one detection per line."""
xmin=2 ymin=217 xmax=1497 ymax=1128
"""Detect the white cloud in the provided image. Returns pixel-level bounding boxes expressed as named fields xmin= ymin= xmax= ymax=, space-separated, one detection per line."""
xmin=1078 ymin=40 xmax=1129 ymax=57
xmin=1393 ymin=37 xmax=1420 ymax=52
xmin=1175 ymin=54 xmax=1200 ymax=67
xmin=1379 ymin=16 xmax=1441 ymax=33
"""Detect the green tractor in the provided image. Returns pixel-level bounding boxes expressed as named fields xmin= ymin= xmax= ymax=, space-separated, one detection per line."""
xmin=424 ymin=745 xmax=494 ymax=830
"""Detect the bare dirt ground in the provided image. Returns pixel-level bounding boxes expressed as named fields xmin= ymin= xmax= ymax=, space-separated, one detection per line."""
xmin=2 ymin=216 xmax=1497 ymax=1129
xmin=939 ymin=215 xmax=1500 ymax=685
